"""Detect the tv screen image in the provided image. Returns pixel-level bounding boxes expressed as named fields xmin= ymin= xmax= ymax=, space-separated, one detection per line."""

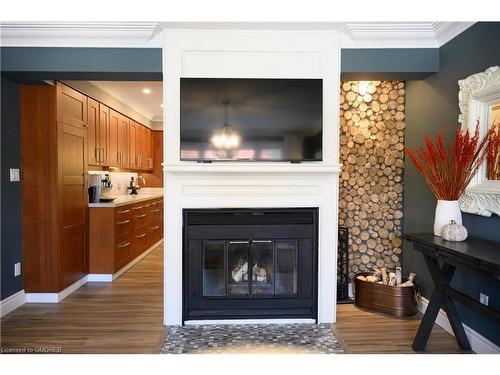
xmin=180 ymin=78 xmax=323 ymax=162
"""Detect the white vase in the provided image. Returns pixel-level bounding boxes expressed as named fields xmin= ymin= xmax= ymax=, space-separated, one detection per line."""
xmin=434 ymin=200 xmax=462 ymax=236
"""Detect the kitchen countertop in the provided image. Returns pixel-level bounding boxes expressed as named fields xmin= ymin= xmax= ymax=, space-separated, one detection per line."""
xmin=88 ymin=193 xmax=163 ymax=208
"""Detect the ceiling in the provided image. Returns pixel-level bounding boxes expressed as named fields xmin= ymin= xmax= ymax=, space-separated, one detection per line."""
xmin=89 ymin=81 xmax=163 ymax=121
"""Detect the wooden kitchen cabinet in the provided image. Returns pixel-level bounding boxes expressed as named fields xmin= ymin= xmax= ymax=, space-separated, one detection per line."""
xmin=118 ymin=114 xmax=129 ymax=168
xmin=129 ymin=120 xmax=139 ymax=169
xmin=143 ymin=127 xmax=154 ymax=170
xmin=89 ymin=197 xmax=163 ymax=275
xmin=57 ymin=83 xmax=87 ymax=128
xmin=21 ymin=82 xmax=88 ymax=293
xmin=109 ymin=108 xmax=120 ymax=167
xmin=98 ymin=104 xmax=110 ymax=166
xmin=61 ymin=81 xmax=153 ymax=171
xmin=109 ymin=110 xmax=129 ymax=168
xmin=129 ymin=119 xmax=148 ymax=170
xmin=88 ymin=99 xmax=110 ymax=166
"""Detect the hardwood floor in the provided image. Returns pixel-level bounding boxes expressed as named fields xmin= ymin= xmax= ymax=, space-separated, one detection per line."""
xmin=1 ymin=243 xmax=165 ymax=354
xmin=334 ymin=304 xmax=467 ymax=353
xmin=1 ymin=243 xmax=465 ymax=354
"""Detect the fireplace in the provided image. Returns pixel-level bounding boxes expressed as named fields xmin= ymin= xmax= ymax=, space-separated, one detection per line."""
xmin=183 ymin=208 xmax=318 ymax=321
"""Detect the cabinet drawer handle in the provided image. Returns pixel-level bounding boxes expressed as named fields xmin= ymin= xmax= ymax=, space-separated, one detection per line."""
xmin=100 ymin=148 xmax=104 ymax=162
xmin=151 ymin=209 xmax=160 ymax=213
xmin=136 ymin=214 xmax=146 ymax=218
xmin=151 ymin=225 xmax=160 ymax=230
xmin=117 ymin=219 xmax=130 ymax=225
xmin=118 ymin=242 xmax=130 ymax=248
xmin=133 ymin=206 xmax=144 ymax=210
xmin=135 ymin=233 xmax=146 ymax=238
xmin=118 ymin=209 xmax=130 ymax=214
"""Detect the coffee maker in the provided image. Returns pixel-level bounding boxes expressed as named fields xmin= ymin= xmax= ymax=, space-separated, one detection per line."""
xmin=88 ymin=174 xmax=102 ymax=203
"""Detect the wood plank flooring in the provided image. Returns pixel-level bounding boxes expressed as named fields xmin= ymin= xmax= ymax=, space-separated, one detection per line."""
xmin=1 ymin=244 xmax=165 ymax=354
xmin=334 ymin=304 xmax=466 ymax=353
xmin=1 ymin=243 xmax=465 ymax=354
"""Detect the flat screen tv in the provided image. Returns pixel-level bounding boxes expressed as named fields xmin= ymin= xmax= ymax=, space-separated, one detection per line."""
xmin=180 ymin=78 xmax=323 ymax=162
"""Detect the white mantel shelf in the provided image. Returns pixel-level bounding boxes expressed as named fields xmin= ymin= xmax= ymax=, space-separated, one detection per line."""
xmin=163 ymin=163 xmax=342 ymax=174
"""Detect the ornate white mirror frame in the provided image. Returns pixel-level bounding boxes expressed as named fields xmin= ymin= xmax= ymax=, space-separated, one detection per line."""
xmin=458 ymin=66 xmax=500 ymax=217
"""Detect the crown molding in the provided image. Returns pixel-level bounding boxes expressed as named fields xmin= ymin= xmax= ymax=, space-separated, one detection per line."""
xmin=433 ymin=21 xmax=475 ymax=46
xmin=342 ymin=22 xmax=475 ymax=48
xmin=0 ymin=21 xmax=162 ymax=47
xmin=0 ymin=21 xmax=474 ymax=49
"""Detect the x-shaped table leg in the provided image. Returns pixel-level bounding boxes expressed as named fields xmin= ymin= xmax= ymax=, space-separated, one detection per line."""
xmin=412 ymin=255 xmax=471 ymax=351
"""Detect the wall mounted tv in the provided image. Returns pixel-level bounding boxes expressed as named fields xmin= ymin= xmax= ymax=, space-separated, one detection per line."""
xmin=180 ymin=78 xmax=323 ymax=162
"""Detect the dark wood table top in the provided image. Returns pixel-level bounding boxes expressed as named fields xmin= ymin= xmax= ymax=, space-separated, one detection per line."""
xmin=405 ymin=233 xmax=500 ymax=275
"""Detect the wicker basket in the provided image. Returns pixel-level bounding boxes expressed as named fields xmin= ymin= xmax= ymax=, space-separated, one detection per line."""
xmin=354 ymin=272 xmax=418 ymax=317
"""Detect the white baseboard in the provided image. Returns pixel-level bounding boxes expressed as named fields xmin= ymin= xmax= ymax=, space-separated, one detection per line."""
xmin=25 ymin=275 xmax=88 ymax=303
xmin=87 ymin=274 xmax=113 ymax=282
xmin=184 ymin=319 xmax=316 ymax=325
xmin=418 ymin=296 xmax=500 ymax=354
xmin=0 ymin=290 xmax=27 ymax=317
xmin=87 ymin=239 xmax=162 ymax=283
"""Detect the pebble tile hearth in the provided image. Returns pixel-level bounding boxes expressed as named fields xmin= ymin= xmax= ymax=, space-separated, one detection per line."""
xmin=160 ymin=324 xmax=345 ymax=354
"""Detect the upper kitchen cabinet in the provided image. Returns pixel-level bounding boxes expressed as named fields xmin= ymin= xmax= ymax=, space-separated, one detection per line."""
xmin=118 ymin=114 xmax=130 ymax=169
xmin=143 ymin=127 xmax=154 ymax=170
xmin=109 ymin=109 xmax=130 ymax=169
xmin=88 ymin=99 xmax=110 ymax=167
xmin=56 ymin=83 xmax=87 ymax=128
xmin=109 ymin=109 xmax=120 ymax=167
xmin=129 ymin=120 xmax=154 ymax=171
xmin=88 ymin=98 xmax=99 ymax=165
xmin=98 ymin=104 xmax=110 ymax=166
xmin=129 ymin=120 xmax=141 ymax=169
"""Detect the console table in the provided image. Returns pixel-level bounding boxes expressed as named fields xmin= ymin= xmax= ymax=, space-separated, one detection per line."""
xmin=406 ymin=233 xmax=500 ymax=352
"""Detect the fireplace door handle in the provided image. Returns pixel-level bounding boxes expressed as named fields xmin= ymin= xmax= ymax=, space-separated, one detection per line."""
xmin=253 ymin=240 xmax=272 ymax=243
xmin=229 ymin=241 xmax=249 ymax=244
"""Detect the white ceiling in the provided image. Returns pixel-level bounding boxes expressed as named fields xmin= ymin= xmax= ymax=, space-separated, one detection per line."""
xmin=89 ymin=81 xmax=163 ymax=121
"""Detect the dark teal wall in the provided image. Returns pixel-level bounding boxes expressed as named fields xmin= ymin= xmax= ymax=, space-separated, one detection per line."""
xmin=1 ymin=77 xmax=23 ymax=300
xmin=1 ymin=47 xmax=163 ymax=82
xmin=341 ymin=48 xmax=439 ymax=80
xmin=404 ymin=22 xmax=500 ymax=346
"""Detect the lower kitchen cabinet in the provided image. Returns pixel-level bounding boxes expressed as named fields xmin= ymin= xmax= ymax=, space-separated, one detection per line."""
xmin=89 ymin=197 xmax=163 ymax=275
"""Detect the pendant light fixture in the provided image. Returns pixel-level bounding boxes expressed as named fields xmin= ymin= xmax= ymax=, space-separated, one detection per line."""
xmin=210 ymin=101 xmax=241 ymax=155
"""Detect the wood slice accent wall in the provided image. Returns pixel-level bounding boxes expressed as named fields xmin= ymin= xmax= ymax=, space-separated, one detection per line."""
xmin=339 ymin=81 xmax=405 ymax=278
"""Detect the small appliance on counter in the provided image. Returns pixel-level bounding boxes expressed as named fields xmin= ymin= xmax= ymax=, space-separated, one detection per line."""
xmin=88 ymin=174 xmax=102 ymax=203
xmin=127 ymin=176 xmax=140 ymax=195
xmin=127 ymin=175 xmax=146 ymax=195
xmin=88 ymin=173 xmax=116 ymax=203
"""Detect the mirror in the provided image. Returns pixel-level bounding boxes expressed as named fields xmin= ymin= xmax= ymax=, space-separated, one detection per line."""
xmin=458 ymin=66 xmax=500 ymax=217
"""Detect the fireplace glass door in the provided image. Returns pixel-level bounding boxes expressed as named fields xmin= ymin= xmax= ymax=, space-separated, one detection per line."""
xmin=185 ymin=208 xmax=317 ymax=321
xmin=202 ymin=239 xmax=298 ymax=298
xmin=202 ymin=240 xmax=225 ymax=297
xmin=251 ymin=240 xmax=274 ymax=296
xmin=228 ymin=241 xmax=250 ymax=296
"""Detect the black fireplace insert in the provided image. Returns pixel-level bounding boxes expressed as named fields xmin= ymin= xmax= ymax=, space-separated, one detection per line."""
xmin=183 ymin=208 xmax=318 ymax=322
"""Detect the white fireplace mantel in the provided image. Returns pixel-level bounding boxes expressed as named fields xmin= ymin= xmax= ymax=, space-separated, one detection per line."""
xmin=163 ymin=163 xmax=341 ymax=175
xmin=162 ymin=28 xmax=341 ymax=326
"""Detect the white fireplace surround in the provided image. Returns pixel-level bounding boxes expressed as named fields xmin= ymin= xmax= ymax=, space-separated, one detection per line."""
xmin=162 ymin=29 xmax=341 ymax=325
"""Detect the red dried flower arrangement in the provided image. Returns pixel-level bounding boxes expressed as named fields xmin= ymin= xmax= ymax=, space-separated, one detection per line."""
xmin=405 ymin=124 xmax=493 ymax=200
